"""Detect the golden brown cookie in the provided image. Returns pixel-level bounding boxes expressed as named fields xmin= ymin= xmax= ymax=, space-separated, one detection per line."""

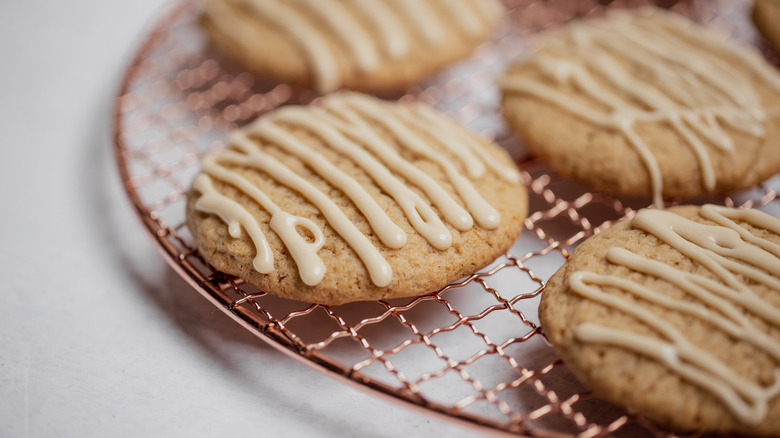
xmin=200 ymin=0 xmax=504 ymax=93
xmin=540 ymin=204 xmax=780 ymax=435
xmin=753 ymin=0 xmax=780 ymax=54
xmin=186 ymin=92 xmax=527 ymax=305
xmin=499 ymin=8 xmax=780 ymax=208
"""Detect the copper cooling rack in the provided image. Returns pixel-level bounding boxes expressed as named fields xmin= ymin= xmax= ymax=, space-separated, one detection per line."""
xmin=113 ymin=1 xmax=780 ymax=436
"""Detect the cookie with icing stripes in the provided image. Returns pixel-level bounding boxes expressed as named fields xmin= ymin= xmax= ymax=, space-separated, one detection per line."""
xmin=499 ymin=8 xmax=780 ymax=208
xmin=540 ymin=204 xmax=780 ymax=435
xmin=186 ymin=93 xmax=527 ymax=305
xmin=199 ymin=0 xmax=504 ymax=93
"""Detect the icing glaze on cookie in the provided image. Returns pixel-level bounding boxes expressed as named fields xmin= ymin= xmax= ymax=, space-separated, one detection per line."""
xmin=234 ymin=0 xmax=503 ymax=92
xmin=569 ymin=205 xmax=780 ymax=424
xmin=194 ymin=93 xmax=521 ymax=287
xmin=500 ymin=9 xmax=780 ymax=208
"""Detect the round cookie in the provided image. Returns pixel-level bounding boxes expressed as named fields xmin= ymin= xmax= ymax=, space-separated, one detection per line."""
xmin=753 ymin=0 xmax=780 ymax=54
xmin=199 ymin=0 xmax=504 ymax=93
xmin=540 ymin=204 xmax=780 ymax=435
xmin=186 ymin=92 xmax=528 ymax=305
xmin=499 ymin=8 xmax=780 ymax=208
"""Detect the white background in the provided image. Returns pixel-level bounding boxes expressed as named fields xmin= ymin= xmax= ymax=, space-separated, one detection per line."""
xmin=0 ymin=1 xmax=490 ymax=436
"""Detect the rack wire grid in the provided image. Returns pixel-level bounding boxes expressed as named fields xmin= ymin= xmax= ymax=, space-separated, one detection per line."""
xmin=113 ymin=0 xmax=780 ymax=436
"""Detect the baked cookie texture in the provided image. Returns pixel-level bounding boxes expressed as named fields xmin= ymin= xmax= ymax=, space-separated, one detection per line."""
xmin=499 ymin=8 xmax=780 ymax=208
xmin=199 ymin=0 xmax=504 ymax=93
xmin=540 ymin=204 xmax=780 ymax=435
xmin=186 ymin=92 xmax=528 ymax=305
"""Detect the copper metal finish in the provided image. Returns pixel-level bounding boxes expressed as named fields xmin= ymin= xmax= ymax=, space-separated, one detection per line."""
xmin=113 ymin=1 xmax=780 ymax=436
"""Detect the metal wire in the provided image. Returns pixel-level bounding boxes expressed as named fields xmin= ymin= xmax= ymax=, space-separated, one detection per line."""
xmin=113 ymin=1 xmax=780 ymax=436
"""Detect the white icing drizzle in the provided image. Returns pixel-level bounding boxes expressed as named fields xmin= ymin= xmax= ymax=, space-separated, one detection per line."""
xmin=436 ymin=0 xmax=483 ymax=37
xmin=500 ymin=9 xmax=780 ymax=208
xmin=195 ymin=93 xmax=519 ymax=287
xmin=412 ymin=104 xmax=521 ymax=184
xmin=194 ymin=173 xmax=275 ymax=275
xmin=244 ymin=121 xmax=407 ymax=250
xmin=233 ymin=0 xmax=502 ymax=92
xmin=319 ymin=97 xmax=474 ymax=231
xmin=242 ymin=0 xmax=339 ymax=93
xmin=341 ymin=93 xmax=502 ymax=230
xmin=345 ymin=0 xmax=407 ymax=59
xmin=568 ymin=205 xmax=780 ymax=425
xmin=267 ymin=106 xmax=453 ymax=250
xmin=396 ymin=106 xmax=487 ymax=180
xmin=296 ymin=0 xmax=378 ymax=73
xmin=225 ymin=133 xmax=393 ymax=287
xmin=395 ymin=0 xmax=446 ymax=46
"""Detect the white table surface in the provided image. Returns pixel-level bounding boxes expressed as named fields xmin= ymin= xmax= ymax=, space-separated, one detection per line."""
xmin=0 ymin=2 xmax=490 ymax=436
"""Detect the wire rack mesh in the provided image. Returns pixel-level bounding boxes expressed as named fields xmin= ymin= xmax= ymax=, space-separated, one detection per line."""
xmin=113 ymin=0 xmax=780 ymax=436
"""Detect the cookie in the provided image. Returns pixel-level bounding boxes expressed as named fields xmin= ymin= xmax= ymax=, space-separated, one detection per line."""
xmin=540 ymin=204 xmax=780 ymax=435
xmin=753 ymin=0 xmax=780 ymax=54
xmin=199 ymin=0 xmax=504 ymax=93
xmin=186 ymin=92 xmax=527 ymax=305
xmin=499 ymin=8 xmax=780 ymax=208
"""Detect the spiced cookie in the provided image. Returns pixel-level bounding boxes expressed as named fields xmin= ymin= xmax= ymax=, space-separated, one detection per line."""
xmin=499 ymin=8 xmax=780 ymax=208
xmin=200 ymin=0 xmax=504 ymax=93
xmin=753 ymin=0 xmax=780 ymax=54
xmin=186 ymin=92 xmax=527 ymax=305
xmin=540 ymin=204 xmax=780 ymax=435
